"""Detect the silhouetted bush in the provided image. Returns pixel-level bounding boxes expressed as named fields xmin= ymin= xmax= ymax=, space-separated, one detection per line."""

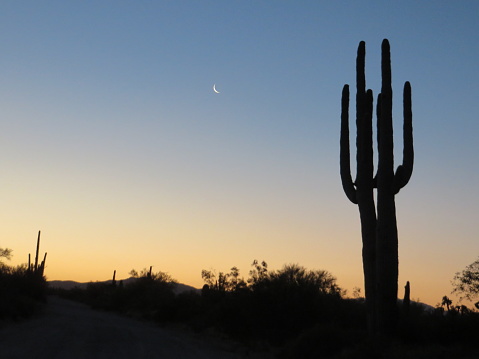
xmin=246 ymin=263 xmax=343 ymax=343
xmin=50 ymin=285 xmax=89 ymax=303
xmin=168 ymin=290 xmax=203 ymax=324
xmin=196 ymin=261 xmax=347 ymax=347
xmin=0 ymin=263 xmax=47 ymax=320
xmin=402 ymin=306 xmax=479 ymax=346
xmin=452 ymin=257 xmax=479 ymax=311
xmin=52 ymin=262 xmax=479 ymax=357
xmin=64 ymin=269 xmax=179 ymax=323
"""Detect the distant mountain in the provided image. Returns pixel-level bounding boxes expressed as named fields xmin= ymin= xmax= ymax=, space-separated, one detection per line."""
xmin=48 ymin=280 xmax=87 ymax=290
xmin=48 ymin=278 xmax=200 ymax=295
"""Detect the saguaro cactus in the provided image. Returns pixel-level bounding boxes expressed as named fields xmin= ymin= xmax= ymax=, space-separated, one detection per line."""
xmin=340 ymin=39 xmax=413 ymax=335
xmin=31 ymin=231 xmax=47 ymax=277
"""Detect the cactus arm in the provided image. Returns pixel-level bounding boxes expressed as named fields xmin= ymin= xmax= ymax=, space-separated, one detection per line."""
xmin=372 ymin=93 xmax=382 ymax=188
xmin=394 ymin=81 xmax=414 ymax=193
xmin=355 ymin=41 xmax=366 ymax=185
xmin=356 ymin=41 xmax=366 ymax=102
xmin=354 ymin=40 xmax=374 ymax=191
xmin=378 ymin=39 xmax=394 ymax=181
xmin=363 ymin=88 xmax=375 ymax=181
xmin=340 ymin=84 xmax=358 ymax=204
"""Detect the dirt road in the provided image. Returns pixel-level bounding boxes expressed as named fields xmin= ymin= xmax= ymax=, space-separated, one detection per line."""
xmin=0 ymin=296 xmax=259 ymax=359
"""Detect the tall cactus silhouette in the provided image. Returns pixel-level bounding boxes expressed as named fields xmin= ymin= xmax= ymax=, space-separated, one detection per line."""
xmin=31 ymin=231 xmax=47 ymax=277
xmin=340 ymin=39 xmax=413 ymax=335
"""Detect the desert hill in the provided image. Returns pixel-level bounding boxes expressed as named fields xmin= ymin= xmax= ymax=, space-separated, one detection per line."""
xmin=48 ymin=278 xmax=199 ymax=295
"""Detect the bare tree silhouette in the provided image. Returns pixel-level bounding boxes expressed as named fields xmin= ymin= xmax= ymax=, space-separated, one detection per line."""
xmin=452 ymin=257 xmax=479 ymax=302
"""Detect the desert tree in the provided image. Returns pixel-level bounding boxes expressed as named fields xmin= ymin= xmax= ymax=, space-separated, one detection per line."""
xmin=452 ymin=257 xmax=479 ymax=306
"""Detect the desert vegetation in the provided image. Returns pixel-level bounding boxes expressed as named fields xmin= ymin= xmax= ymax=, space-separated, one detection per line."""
xmin=2 ymin=234 xmax=479 ymax=357
xmin=0 ymin=244 xmax=47 ymax=320
xmin=48 ymin=259 xmax=479 ymax=358
xmin=51 ymin=260 xmax=357 ymax=356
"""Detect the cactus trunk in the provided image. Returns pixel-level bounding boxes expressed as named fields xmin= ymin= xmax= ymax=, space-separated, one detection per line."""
xmin=340 ymin=39 xmax=413 ymax=336
xmin=376 ymin=39 xmax=399 ymax=333
xmin=34 ymin=231 xmax=41 ymax=271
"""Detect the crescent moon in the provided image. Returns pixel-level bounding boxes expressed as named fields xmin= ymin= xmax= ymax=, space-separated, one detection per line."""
xmin=213 ymin=84 xmax=220 ymax=94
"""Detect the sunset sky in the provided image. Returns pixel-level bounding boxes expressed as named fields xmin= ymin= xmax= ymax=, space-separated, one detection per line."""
xmin=1 ymin=1 xmax=479 ymax=306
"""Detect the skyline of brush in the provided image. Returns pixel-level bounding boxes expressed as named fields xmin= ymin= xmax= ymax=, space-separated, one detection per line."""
xmin=2 ymin=2 xmax=479 ymax=306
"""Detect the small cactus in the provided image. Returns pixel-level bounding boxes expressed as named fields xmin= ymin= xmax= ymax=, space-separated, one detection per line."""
xmin=403 ymin=281 xmax=411 ymax=316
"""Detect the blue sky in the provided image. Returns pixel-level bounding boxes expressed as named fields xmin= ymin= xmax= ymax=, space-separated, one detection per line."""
xmin=1 ymin=1 xmax=479 ymax=305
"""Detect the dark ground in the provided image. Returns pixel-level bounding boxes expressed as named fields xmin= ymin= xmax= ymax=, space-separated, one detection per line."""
xmin=0 ymin=296 xmax=269 ymax=359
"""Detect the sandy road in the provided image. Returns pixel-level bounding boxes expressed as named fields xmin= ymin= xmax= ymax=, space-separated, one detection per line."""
xmin=0 ymin=296 xmax=257 ymax=359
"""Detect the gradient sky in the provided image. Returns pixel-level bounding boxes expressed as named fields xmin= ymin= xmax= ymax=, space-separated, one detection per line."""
xmin=1 ymin=1 xmax=479 ymax=306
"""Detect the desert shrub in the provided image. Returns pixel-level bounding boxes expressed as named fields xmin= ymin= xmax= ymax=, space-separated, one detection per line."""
xmin=124 ymin=276 xmax=176 ymax=320
xmin=0 ymin=263 xmax=47 ymax=319
xmin=85 ymin=281 xmax=117 ymax=309
xmin=168 ymin=290 xmax=203 ymax=324
xmin=452 ymin=257 xmax=479 ymax=302
xmin=279 ymin=322 xmax=355 ymax=359
xmin=247 ymin=263 xmax=344 ymax=343
xmin=198 ymin=262 xmax=346 ymax=346
xmin=410 ymin=307 xmax=479 ymax=346
xmin=77 ymin=269 xmax=178 ymax=322
xmin=50 ymin=286 xmax=89 ymax=303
